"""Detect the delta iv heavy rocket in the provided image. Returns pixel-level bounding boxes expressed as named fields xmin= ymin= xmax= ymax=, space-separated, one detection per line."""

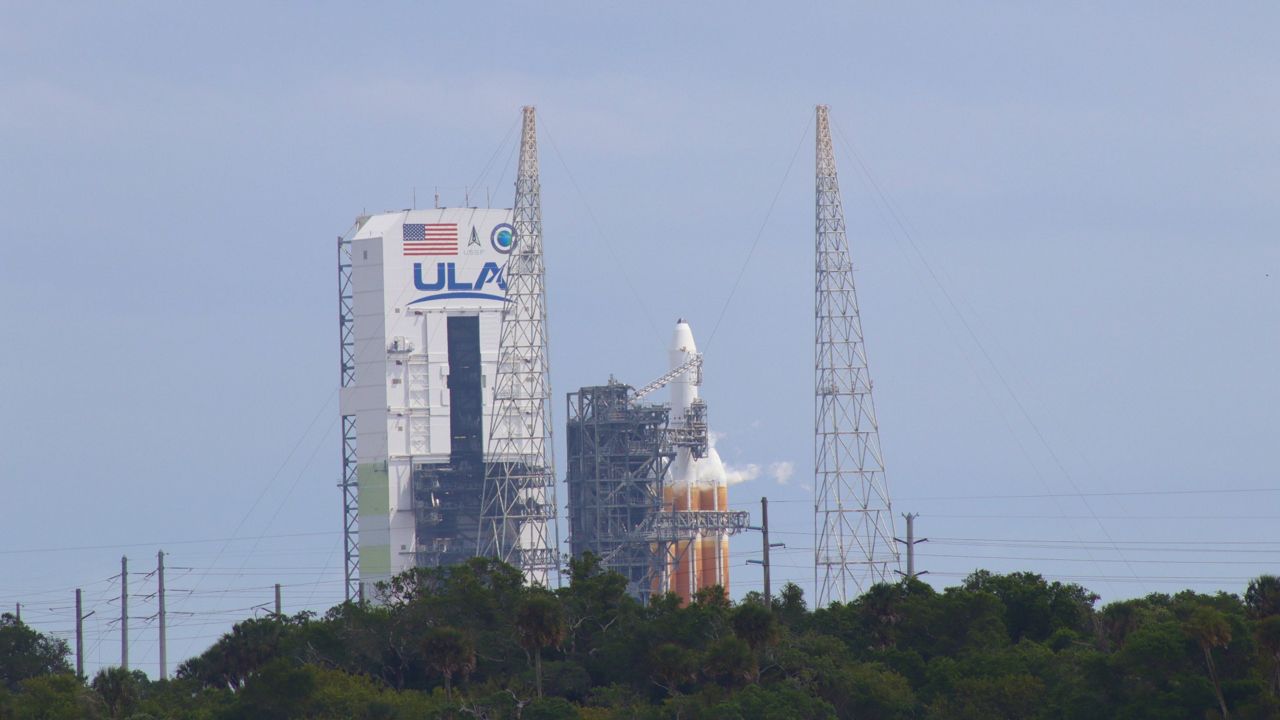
xmin=666 ymin=320 xmax=730 ymax=602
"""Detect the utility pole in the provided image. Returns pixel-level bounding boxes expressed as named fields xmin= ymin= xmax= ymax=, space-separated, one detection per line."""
xmin=894 ymin=513 xmax=928 ymax=580
xmin=157 ymin=551 xmax=167 ymax=680
xmin=75 ymin=588 xmax=94 ymax=680
xmin=13 ymin=603 xmax=18 ymax=623
xmin=274 ymin=584 xmax=282 ymax=617
xmin=121 ymin=555 xmax=128 ymax=671
xmin=75 ymin=590 xmax=83 ymax=679
xmin=761 ymin=497 xmax=772 ymax=604
xmin=747 ymin=497 xmax=785 ymax=607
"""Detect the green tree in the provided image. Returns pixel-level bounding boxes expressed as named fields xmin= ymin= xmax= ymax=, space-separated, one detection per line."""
xmin=1097 ymin=598 xmax=1149 ymax=651
xmin=702 ymin=636 xmax=755 ymax=687
xmin=649 ymin=642 xmax=697 ymax=697
xmin=558 ymin=552 xmax=634 ymax=660
xmin=708 ymin=682 xmax=837 ymax=720
xmin=517 ymin=592 xmax=566 ymax=698
xmin=1257 ymin=615 xmax=1280 ymax=697
xmin=0 ymin=613 xmax=72 ymax=691
xmin=730 ymin=602 xmax=778 ymax=683
xmin=10 ymin=673 xmax=101 ymax=720
xmin=524 ymin=695 xmax=581 ymax=720
xmin=220 ymin=659 xmax=314 ymax=720
xmin=963 ymin=571 xmax=1096 ymax=643
xmin=775 ymin=582 xmax=808 ymax=629
xmin=731 ymin=602 xmax=777 ymax=655
xmin=39 ymin=559 xmax=1280 ymax=719
xmin=1245 ymin=576 xmax=1280 ymax=620
xmin=90 ymin=667 xmax=148 ymax=719
xmin=177 ymin=616 xmax=294 ymax=691
xmin=305 ymin=664 xmax=443 ymax=718
xmin=421 ymin=626 xmax=475 ymax=701
xmin=927 ymin=673 xmax=1046 ymax=720
xmin=1184 ymin=606 xmax=1233 ymax=719
xmin=854 ymin=583 xmax=907 ymax=649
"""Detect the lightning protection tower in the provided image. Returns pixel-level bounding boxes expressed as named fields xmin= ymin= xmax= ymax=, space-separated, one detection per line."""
xmin=814 ymin=104 xmax=899 ymax=605
xmin=479 ymin=106 xmax=560 ymax=586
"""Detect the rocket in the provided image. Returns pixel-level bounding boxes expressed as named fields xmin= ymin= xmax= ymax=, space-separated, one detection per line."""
xmin=666 ymin=319 xmax=730 ymax=603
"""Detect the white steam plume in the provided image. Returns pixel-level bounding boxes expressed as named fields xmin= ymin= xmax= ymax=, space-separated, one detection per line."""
xmin=769 ymin=461 xmax=795 ymax=485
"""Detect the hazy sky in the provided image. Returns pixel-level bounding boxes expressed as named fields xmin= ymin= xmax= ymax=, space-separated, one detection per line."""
xmin=3 ymin=3 xmax=1278 ymax=678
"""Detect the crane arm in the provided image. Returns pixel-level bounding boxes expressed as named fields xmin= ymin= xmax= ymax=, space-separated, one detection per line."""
xmin=631 ymin=354 xmax=702 ymax=400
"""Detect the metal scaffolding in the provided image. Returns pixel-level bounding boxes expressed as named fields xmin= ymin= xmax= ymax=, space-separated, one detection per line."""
xmin=478 ymin=106 xmax=560 ymax=586
xmin=813 ymin=105 xmax=900 ymax=605
xmin=413 ymin=461 xmax=485 ymax=568
xmin=566 ymin=382 xmax=749 ymax=602
xmin=566 ymin=383 xmax=672 ymax=600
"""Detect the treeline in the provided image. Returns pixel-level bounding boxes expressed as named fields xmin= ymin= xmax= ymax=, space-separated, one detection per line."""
xmin=2 ymin=555 xmax=1280 ymax=719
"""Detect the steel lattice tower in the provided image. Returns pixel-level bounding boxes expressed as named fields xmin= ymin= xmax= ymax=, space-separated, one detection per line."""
xmin=478 ymin=106 xmax=560 ymax=586
xmin=814 ymin=105 xmax=899 ymax=605
xmin=337 ymin=221 xmax=362 ymax=602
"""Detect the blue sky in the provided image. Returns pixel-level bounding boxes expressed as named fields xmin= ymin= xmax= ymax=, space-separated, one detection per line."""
xmin=2 ymin=2 xmax=1278 ymax=677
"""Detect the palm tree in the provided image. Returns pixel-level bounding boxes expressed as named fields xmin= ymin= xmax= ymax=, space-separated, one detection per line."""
xmin=732 ymin=602 xmax=777 ymax=654
xmin=731 ymin=602 xmax=778 ymax=683
xmin=91 ymin=667 xmax=142 ymax=719
xmin=1257 ymin=616 xmax=1280 ymax=698
xmin=857 ymin=582 xmax=905 ymax=649
xmin=515 ymin=593 xmax=565 ymax=698
xmin=1246 ymin=575 xmax=1280 ymax=619
xmin=1184 ymin=606 xmax=1232 ymax=719
xmin=649 ymin=642 xmax=696 ymax=696
xmin=421 ymin=626 xmax=475 ymax=701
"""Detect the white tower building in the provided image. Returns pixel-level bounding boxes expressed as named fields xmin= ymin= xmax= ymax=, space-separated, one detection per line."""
xmin=338 ymin=206 xmax=517 ymax=593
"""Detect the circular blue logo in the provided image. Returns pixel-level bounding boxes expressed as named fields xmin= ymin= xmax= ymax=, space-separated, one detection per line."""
xmin=490 ymin=223 xmax=515 ymax=254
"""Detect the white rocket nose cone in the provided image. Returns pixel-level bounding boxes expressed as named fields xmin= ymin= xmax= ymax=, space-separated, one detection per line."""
xmin=669 ymin=320 xmax=699 ymax=415
xmin=670 ymin=320 xmax=697 ymax=355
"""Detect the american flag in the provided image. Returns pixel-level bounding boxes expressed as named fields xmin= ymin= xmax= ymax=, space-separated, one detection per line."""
xmin=403 ymin=223 xmax=458 ymax=256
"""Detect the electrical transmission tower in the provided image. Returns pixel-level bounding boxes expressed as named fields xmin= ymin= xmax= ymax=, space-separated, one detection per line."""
xmin=479 ymin=106 xmax=560 ymax=586
xmin=814 ymin=104 xmax=899 ymax=605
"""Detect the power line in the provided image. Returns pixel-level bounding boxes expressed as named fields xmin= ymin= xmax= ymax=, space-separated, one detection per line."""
xmin=540 ymin=116 xmax=662 ymax=344
xmin=706 ymin=110 xmax=810 ymax=346
xmin=901 ymin=487 xmax=1280 ymax=501
xmin=0 ymin=531 xmax=337 ymax=557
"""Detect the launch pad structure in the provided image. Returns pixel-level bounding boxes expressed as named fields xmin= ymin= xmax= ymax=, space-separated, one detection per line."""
xmin=565 ymin=383 xmax=671 ymax=598
xmin=337 ymin=103 xmax=899 ymax=606
xmin=565 ymin=324 xmax=749 ymax=603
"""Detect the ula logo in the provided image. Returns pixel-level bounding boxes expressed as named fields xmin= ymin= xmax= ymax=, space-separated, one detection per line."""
xmin=491 ymin=223 xmax=515 ymax=254
xmin=411 ymin=262 xmax=509 ymax=304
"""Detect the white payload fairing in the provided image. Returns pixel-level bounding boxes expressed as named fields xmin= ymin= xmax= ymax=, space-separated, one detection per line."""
xmin=665 ymin=319 xmax=730 ymax=602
